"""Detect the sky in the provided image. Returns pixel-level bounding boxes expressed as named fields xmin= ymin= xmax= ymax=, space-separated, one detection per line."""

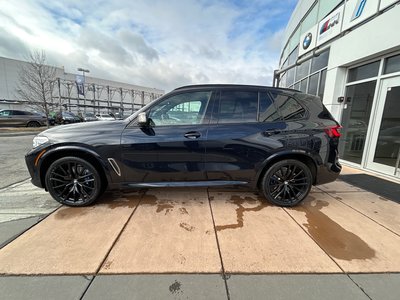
xmin=0 ymin=0 xmax=297 ymax=92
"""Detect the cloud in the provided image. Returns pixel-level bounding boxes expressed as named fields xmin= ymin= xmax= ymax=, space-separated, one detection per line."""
xmin=0 ymin=0 xmax=296 ymax=92
xmin=118 ymin=30 xmax=159 ymax=61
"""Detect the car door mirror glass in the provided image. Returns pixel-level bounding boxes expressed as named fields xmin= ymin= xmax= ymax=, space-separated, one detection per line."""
xmin=138 ymin=112 xmax=148 ymax=126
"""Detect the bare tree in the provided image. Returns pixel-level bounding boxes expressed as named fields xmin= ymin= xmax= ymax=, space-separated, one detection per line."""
xmin=16 ymin=50 xmax=56 ymax=128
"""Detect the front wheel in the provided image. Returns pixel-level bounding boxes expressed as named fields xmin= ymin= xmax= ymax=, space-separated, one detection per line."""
xmin=261 ymin=159 xmax=312 ymax=207
xmin=45 ymin=156 xmax=103 ymax=206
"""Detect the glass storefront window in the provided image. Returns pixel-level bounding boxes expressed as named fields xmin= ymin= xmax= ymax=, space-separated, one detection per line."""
xmin=311 ymin=50 xmax=330 ymax=73
xmin=286 ymin=68 xmax=295 ymax=87
xmin=318 ymin=69 xmax=327 ymax=100
xmin=348 ymin=61 xmax=380 ymax=82
xmin=280 ymin=73 xmax=287 ymax=87
xmin=308 ymin=73 xmax=319 ymax=95
xmin=288 ymin=46 xmax=299 ymax=66
xmin=340 ymin=81 xmax=377 ymax=164
xmin=384 ymin=54 xmax=400 ymax=74
xmin=300 ymin=4 xmax=318 ymax=34
xmin=294 ymin=82 xmax=300 ymax=91
xmin=300 ymin=78 xmax=308 ymax=93
xmin=295 ymin=59 xmax=311 ymax=82
xmin=288 ymin=29 xmax=300 ymax=53
xmin=318 ymin=0 xmax=342 ymax=19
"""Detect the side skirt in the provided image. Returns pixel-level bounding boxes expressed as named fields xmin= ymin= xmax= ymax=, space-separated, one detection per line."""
xmin=124 ymin=180 xmax=249 ymax=188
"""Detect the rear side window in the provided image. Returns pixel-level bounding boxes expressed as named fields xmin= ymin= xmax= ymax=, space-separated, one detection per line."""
xmin=270 ymin=92 xmax=306 ymax=120
xmin=13 ymin=111 xmax=25 ymax=115
xmin=259 ymin=93 xmax=281 ymax=122
xmin=218 ymin=90 xmax=258 ymax=123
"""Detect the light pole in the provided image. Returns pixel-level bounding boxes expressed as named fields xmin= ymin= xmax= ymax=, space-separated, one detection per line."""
xmin=77 ymin=68 xmax=89 ymax=114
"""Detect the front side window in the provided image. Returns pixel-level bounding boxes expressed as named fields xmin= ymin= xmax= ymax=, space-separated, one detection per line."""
xmin=217 ymin=90 xmax=258 ymax=124
xmin=148 ymin=91 xmax=212 ymax=126
xmin=271 ymin=93 xmax=306 ymax=120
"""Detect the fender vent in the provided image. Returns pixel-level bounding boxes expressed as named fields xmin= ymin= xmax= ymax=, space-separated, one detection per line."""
xmin=108 ymin=158 xmax=121 ymax=177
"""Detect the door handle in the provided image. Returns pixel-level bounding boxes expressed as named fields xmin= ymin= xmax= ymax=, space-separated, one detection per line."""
xmin=184 ymin=131 xmax=201 ymax=139
xmin=264 ymin=130 xmax=281 ymax=136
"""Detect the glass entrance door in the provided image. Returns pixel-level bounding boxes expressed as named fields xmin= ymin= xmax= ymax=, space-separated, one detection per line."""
xmin=366 ymin=77 xmax=400 ymax=177
xmin=339 ymin=81 xmax=376 ymax=164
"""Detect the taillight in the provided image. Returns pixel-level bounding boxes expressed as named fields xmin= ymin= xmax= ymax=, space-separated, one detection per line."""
xmin=325 ymin=125 xmax=342 ymax=138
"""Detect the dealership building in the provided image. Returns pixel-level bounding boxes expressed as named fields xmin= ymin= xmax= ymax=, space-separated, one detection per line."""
xmin=276 ymin=0 xmax=400 ymax=180
xmin=0 ymin=56 xmax=164 ymax=117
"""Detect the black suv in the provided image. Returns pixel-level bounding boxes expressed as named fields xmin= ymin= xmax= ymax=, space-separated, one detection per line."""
xmin=26 ymin=85 xmax=341 ymax=207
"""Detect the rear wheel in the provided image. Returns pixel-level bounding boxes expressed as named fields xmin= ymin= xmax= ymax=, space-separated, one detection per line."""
xmin=27 ymin=121 xmax=40 ymax=127
xmin=261 ymin=159 xmax=312 ymax=207
xmin=45 ymin=156 xmax=103 ymax=206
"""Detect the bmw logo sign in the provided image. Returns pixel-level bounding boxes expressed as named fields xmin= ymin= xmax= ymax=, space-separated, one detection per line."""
xmin=303 ymin=33 xmax=312 ymax=50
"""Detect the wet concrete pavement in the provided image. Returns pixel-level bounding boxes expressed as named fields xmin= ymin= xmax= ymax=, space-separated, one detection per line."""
xmin=0 ymin=172 xmax=399 ymax=299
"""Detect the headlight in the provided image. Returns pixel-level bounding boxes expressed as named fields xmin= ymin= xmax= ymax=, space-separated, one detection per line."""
xmin=33 ymin=136 xmax=49 ymax=148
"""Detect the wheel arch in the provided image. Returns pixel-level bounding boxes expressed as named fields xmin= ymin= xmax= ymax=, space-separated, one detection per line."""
xmin=256 ymin=151 xmax=318 ymax=189
xmin=39 ymin=147 xmax=110 ymax=191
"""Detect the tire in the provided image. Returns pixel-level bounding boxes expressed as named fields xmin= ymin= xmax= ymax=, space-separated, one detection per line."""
xmin=27 ymin=121 xmax=40 ymax=127
xmin=261 ymin=159 xmax=312 ymax=207
xmin=45 ymin=156 xmax=103 ymax=206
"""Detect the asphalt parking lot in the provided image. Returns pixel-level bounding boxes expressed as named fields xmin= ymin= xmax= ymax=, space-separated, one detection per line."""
xmin=0 ymin=130 xmax=400 ymax=299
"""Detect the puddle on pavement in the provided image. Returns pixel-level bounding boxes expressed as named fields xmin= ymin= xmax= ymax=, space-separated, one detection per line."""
xmin=140 ymin=194 xmax=194 ymax=216
xmin=292 ymin=196 xmax=376 ymax=261
xmin=180 ymin=222 xmax=195 ymax=232
xmin=54 ymin=207 xmax=92 ymax=219
xmin=214 ymin=195 xmax=270 ymax=231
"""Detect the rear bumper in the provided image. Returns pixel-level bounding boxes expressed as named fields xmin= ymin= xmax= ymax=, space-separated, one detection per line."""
xmin=315 ymin=161 xmax=342 ymax=185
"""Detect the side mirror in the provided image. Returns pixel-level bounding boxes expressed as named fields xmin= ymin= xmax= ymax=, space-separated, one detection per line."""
xmin=137 ymin=112 xmax=148 ymax=127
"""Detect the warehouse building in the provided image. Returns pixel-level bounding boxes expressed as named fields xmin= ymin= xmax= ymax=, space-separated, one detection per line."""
xmin=276 ymin=0 xmax=400 ymax=179
xmin=0 ymin=56 xmax=164 ymax=117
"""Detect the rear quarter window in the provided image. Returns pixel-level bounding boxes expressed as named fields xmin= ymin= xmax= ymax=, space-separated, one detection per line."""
xmin=270 ymin=92 xmax=306 ymax=120
xmin=259 ymin=92 xmax=281 ymax=122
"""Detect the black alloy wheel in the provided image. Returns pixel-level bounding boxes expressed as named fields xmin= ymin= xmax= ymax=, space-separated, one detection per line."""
xmin=45 ymin=156 xmax=102 ymax=206
xmin=261 ymin=159 xmax=312 ymax=207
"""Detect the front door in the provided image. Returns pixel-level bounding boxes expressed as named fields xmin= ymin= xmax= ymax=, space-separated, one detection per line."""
xmin=366 ymin=76 xmax=400 ymax=177
xmin=120 ymin=90 xmax=214 ymax=184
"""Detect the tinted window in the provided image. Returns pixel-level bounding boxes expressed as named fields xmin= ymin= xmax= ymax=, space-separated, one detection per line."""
xmin=271 ymin=93 xmax=306 ymax=120
xmin=218 ymin=90 xmax=258 ymax=123
xmin=259 ymin=93 xmax=280 ymax=122
xmin=384 ymin=54 xmax=400 ymax=74
xmin=13 ymin=111 xmax=28 ymax=115
xmin=348 ymin=61 xmax=380 ymax=82
xmin=149 ymin=91 xmax=211 ymax=126
xmin=311 ymin=49 xmax=329 ymax=73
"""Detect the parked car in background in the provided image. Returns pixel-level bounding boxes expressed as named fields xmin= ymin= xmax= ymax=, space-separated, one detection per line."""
xmin=82 ymin=112 xmax=98 ymax=122
xmin=26 ymin=84 xmax=342 ymax=207
xmin=36 ymin=112 xmax=55 ymax=126
xmin=55 ymin=112 xmax=81 ymax=124
xmin=0 ymin=109 xmax=47 ymax=127
xmin=96 ymin=113 xmax=115 ymax=121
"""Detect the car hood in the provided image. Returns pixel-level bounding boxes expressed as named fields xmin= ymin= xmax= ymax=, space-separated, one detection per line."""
xmin=37 ymin=120 xmax=127 ymax=145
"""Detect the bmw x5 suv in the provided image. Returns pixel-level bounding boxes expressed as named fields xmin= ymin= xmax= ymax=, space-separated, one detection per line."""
xmin=26 ymin=84 xmax=342 ymax=207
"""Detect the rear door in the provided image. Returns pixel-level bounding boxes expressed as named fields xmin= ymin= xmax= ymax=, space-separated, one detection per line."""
xmin=121 ymin=89 xmax=214 ymax=184
xmin=205 ymin=88 xmax=287 ymax=186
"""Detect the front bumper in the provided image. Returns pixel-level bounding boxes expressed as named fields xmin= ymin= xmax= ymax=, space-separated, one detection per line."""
xmin=25 ymin=149 xmax=45 ymax=189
